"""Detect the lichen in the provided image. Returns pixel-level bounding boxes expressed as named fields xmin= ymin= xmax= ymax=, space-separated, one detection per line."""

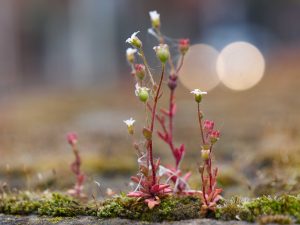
xmin=46 ymin=217 xmax=64 ymax=224
xmin=257 ymin=215 xmax=294 ymax=225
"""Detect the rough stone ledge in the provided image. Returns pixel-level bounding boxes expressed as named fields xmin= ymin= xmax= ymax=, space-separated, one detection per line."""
xmin=0 ymin=214 xmax=255 ymax=225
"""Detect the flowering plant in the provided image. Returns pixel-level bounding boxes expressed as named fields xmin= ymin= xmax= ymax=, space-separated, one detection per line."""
xmin=190 ymin=90 xmax=223 ymax=215
xmin=124 ymin=10 xmax=222 ymax=211
xmin=66 ymin=132 xmax=86 ymax=199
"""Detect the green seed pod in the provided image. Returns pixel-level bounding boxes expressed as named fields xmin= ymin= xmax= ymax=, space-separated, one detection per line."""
xmin=154 ymin=44 xmax=170 ymax=64
xmin=138 ymin=88 xmax=149 ymax=102
xmin=131 ymin=38 xmax=142 ymax=49
xmin=143 ymin=127 xmax=152 ymax=140
xmin=201 ymin=149 xmax=210 ymax=160
xmin=195 ymin=94 xmax=202 ymax=103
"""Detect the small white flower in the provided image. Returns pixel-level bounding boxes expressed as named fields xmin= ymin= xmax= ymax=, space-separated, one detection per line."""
xmin=126 ymin=48 xmax=137 ymax=56
xmin=123 ymin=117 xmax=136 ymax=127
xmin=134 ymin=83 xmax=149 ymax=96
xmin=126 ymin=48 xmax=137 ymax=63
xmin=191 ymin=89 xmax=207 ymax=103
xmin=190 ymin=89 xmax=207 ymax=96
xmin=126 ymin=31 xmax=140 ymax=44
xmin=153 ymin=44 xmax=168 ymax=51
xmin=149 ymin=11 xmax=160 ymax=21
xmin=153 ymin=44 xmax=170 ymax=63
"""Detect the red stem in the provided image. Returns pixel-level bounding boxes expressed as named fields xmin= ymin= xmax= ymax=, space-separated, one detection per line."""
xmin=200 ymin=170 xmax=208 ymax=205
xmin=176 ymin=55 xmax=184 ymax=74
xmin=72 ymin=145 xmax=83 ymax=196
xmin=208 ymin=144 xmax=214 ymax=193
xmin=148 ymin=64 xmax=165 ymax=185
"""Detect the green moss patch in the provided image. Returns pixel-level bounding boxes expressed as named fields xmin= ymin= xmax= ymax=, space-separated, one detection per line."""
xmin=98 ymin=194 xmax=201 ymax=222
xmin=216 ymin=195 xmax=300 ymax=223
xmin=1 ymin=192 xmax=300 ymax=223
xmin=0 ymin=192 xmax=88 ymax=217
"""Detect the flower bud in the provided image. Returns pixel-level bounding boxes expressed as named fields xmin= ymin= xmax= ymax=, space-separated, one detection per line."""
xmin=149 ymin=11 xmax=160 ymax=29
xmin=203 ymin=120 xmax=215 ymax=131
xmin=67 ymin=132 xmax=78 ymax=145
xmin=134 ymin=64 xmax=145 ymax=80
xmin=135 ymin=84 xmax=149 ymax=103
xmin=153 ymin=44 xmax=170 ymax=64
xmin=126 ymin=48 xmax=137 ymax=64
xmin=198 ymin=165 xmax=204 ymax=174
xmin=123 ymin=118 xmax=135 ymax=135
xmin=179 ymin=39 xmax=190 ymax=55
xmin=210 ymin=130 xmax=220 ymax=144
xmin=190 ymin=89 xmax=207 ymax=103
xmin=126 ymin=31 xmax=142 ymax=49
xmin=168 ymin=75 xmax=177 ymax=90
xmin=201 ymin=149 xmax=210 ymax=160
xmin=143 ymin=127 xmax=152 ymax=140
xmin=138 ymin=88 xmax=149 ymax=102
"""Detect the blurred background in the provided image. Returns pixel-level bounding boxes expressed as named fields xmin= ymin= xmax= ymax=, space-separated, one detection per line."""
xmin=0 ymin=0 xmax=300 ymax=198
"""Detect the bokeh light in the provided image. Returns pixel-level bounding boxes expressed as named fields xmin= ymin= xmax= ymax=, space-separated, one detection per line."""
xmin=179 ymin=44 xmax=220 ymax=91
xmin=216 ymin=41 xmax=265 ymax=91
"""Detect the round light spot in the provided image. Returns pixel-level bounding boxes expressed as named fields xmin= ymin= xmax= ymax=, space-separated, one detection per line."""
xmin=217 ymin=42 xmax=265 ymax=91
xmin=179 ymin=44 xmax=220 ymax=91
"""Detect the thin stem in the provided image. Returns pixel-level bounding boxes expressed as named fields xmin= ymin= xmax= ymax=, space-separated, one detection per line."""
xmin=148 ymin=64 xmax=165 ymax=185
xmin=200 ymin=171 xmax=208 ymax=205
xmin=169 ymin=90 xmax=174 ymax=137
xmin=139 ymin=48 xmax=155 ymax=86
xmin=176 ymin=55 xmax=185 ymax=74
xmin=197 ymin=103 xmax=206 ymax=145
xmin=208 ymin=144 xmax=214 ymax=192
xmin=168 ymin=89 xmax=177 ymax=168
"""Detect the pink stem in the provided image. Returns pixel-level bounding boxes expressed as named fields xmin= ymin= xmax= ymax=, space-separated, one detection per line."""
xmin=148 ymin=65 xmax=165 ymax=185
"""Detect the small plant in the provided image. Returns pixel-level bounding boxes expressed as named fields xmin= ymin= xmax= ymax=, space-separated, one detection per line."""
xmin=66 ymin=132 xmax=86 ymax=199
xmin=124 ymin=11 xmax=178 ymax=208
xmin=149 ymin=19 xmax=192 ymax=193
xmin=124 ymin=10 xmax=222 ymax=210
xmin=191 ymin=89 xmax=222 ymax=215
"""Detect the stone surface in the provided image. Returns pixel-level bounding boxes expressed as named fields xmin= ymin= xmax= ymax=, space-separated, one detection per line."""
xmin=0 ymin=215 xmax=255 ymax=225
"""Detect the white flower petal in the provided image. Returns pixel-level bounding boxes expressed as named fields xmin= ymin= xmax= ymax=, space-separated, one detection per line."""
xmin=126 ymin=48 xmax=137 ymax=55
xmin=191 ymin=89 xmax=207 ymax=95
xmin=149 ymin=11 xmax=160 ymax=21
xmin=123 ymin=117 xmax=135 ymax=126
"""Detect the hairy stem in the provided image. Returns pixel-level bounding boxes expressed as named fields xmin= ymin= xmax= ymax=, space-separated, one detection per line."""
xmin=148 ymin=64 xmax=165 ymax=185
xmin=176 ymin=55 xmax=185 ymax=74
xmin=197 ymin=103 xmax=206 ymax=145
xmin=139 ymin=48 xmax=155 ymax=86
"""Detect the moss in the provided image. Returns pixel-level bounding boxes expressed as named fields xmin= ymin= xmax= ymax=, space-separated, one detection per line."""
xmin=0 ymin=191 xmax=41 ymax=215
xmin=215 ymin=197 xmax=253 ymax=221
xmin=98 ymin=194 xmax=201 ymax=222
xmin=216 ymin=195 xmax=300 ymax=223
xmin=37 ymin=193 xmax=85 ymax=217
xmin=244 ymin=195 xmax=300 ymax=223
xmin=0 ymin=192 xmax=87 ymax=217
xmin=1 ymin=191 xmax=300 ymax=223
